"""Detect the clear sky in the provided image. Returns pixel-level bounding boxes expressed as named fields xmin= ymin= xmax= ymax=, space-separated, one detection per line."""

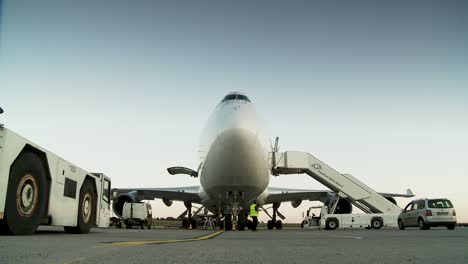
xmin=1 ymin=0 xmax=467 ymax=223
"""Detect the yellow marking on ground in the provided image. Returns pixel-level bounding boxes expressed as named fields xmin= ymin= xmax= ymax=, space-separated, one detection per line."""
xmin=329 ymin=235 xmax=363 ymax=240
xmin=112 ymin=230 xmax=225 ymax=246
xmin=52 ymin=257 xmax=86 ymax=264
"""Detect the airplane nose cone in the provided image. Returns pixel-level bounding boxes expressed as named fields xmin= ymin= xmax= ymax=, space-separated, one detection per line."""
xmin=201 ymin=127 xmax=269 ymax=201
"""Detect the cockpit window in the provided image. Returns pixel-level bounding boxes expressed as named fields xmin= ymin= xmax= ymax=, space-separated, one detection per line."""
xmin=237 ymin=94 xmax=251 ymax=102
xmin=222 ymin=94 xmax=238 ymax=102
xmin=221 ymin=93 xmax=251 ymax=103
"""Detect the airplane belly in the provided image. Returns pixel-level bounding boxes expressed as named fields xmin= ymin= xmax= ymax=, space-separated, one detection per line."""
xmin=201 ymin=128 xmax=269 ymax=203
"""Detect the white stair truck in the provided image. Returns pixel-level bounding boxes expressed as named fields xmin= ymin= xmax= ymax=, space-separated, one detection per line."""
xmin=272 ymin=150 xmax=410 ymax=230
xmin=302 ymin=204 xmax=399 ymax=230
xmin=319 ymin=201 xmax=399 ymax=230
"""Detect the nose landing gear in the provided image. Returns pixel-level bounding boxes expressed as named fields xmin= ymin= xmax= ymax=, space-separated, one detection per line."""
xmin=225 ymin=191 xmax=245 ymax=231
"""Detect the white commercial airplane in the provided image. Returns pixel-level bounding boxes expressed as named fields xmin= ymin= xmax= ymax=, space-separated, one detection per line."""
xmin=112 ymin=92 xmax=412 ymax=230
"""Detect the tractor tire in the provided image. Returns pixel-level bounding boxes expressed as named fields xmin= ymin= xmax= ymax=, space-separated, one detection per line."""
xmin=65 ymin=180 xmax=97 ymax=234
xmin=1 ymin=152 xmax=48 ymax=235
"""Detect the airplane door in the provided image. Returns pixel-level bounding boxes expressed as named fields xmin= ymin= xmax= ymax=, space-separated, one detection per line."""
xmin=98 ymin=176 xmax=111 ymax=227
xmin=407 ymin=202 xmax=419 ymax=226
xmin=401 ymin=203 xmax=411 ymax=226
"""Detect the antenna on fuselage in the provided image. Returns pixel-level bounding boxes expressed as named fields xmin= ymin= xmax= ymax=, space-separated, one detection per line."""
xmin=0 ymin=107 xmax=4 ymax=127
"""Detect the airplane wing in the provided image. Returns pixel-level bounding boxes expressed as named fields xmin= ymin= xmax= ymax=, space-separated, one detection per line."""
xmin=264 ymin=187 xmax=415 ymax=204
xmin=379 ymin=189 xmax=415 ymax=198
xmin=112 ymin=186 xmax=202 ymax=204
xmin=264 ymin=187 xmax=332 ymax=204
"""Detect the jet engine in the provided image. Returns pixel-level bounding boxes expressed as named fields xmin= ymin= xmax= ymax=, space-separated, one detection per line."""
xmin=326 ymin=197 xmax=353 ymax=214
xmin=385 ymin=197 xmax=397 ymax=205
xmin=112 ymin=192 xmax=140 ymax=217
xmin=291 ymin=200 xmax=302 ymax=208
xmin=334 ymin=199 xmax=353 ymax=214
xmin=163 ymin=198 xmax=173 ymax=207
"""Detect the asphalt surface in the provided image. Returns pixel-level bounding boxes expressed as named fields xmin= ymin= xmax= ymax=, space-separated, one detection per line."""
xmin=0 ymin=226 xmax=467 ymax=264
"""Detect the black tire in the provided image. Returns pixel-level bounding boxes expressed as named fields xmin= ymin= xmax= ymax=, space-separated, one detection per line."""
xmin=190 ymin=219 xmax=197 ymax=229
xmin=398 ymin=219 xmax=405 ymax=230
xmin=267 ymin=220 xmax=274 ymax=230
xmin=224 ymin=215 xmax=232 ymax=231
xmin=124 ymin=220 xmax=131 ymax=229
xmin=371 ymin=218 xmax=383 ymax=230
xmin=117 ymin=222 xmax=122 ymax=229
xmin=300 ymin=221 xmax=305 ymax=228
xmin=65 ymin=180 xmax=97 ymax=234
xmin=418 ymin=218 xmax=428 ymax=230
xmin=275 ymin=220 xmax=283 ymax=230
xmin=219 ymin=220 xmax=224 ymax=230
xmin=1 ymin=152 xmax=48 ymax=235
xmin=237 ymin=212 xmax=246 ymax=231
xmin=182 ymin=218 xmax=189 ymax=228
xmin=247 ymin=220 xmax=253 ymax=229
xmin=447 ymin=224 xmax=455 ymax=230
xmin=325 ymin=218 xmax=339 ymax=230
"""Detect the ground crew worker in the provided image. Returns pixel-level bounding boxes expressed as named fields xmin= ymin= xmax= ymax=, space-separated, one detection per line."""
xmin=250 ymin=201 xmax=261 ymax=231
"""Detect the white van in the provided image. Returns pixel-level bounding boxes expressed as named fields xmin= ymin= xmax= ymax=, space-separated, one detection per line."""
xmin=122 ymin=202 xmax=152 ymax=229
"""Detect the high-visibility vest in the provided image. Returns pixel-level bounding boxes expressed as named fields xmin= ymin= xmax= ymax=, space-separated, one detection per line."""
xmin=250 ymin=204 xmax=258 ymax=217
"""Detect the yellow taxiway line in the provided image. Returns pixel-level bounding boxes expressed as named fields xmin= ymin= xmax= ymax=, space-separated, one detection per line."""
xmin=112 ymin=230 xmax=225 ymax=246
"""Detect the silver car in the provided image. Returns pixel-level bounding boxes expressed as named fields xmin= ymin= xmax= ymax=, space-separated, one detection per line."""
xmin=398 ymin=198 xmax=457 ymax=230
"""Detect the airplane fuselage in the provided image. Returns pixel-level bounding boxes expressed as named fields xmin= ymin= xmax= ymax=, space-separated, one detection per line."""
xmin=198 ymin=93 xmax=270 ymax=213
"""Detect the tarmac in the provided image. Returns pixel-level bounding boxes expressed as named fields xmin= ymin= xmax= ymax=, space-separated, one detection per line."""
xmin=0 ymin=226 xmax=467 ymax=264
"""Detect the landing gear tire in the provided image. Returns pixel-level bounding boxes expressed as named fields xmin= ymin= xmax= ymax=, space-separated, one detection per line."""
xmin=371 ymin=218 xmax=383 ymax=230
xmin=0 ymin=152 xmax=48 ymax=235
xmin=219 ymin=220 xmax=224 ymax=230
xmin=325 ymin=218 xmax=338 ymax=230
xmin=267 ymin=220 xmax=274 ymax=230
xmin=237 ymin=213 xmax=246 ymax=231
xmin=300 ymin=221 xmax=305 ymax=228
xmin=190 ymin=219 xmax=197 ymax=229
xmin=65 ymin=180 xmax=97 ymax=234
xmin=182 ymin=218 xmax=189 ymax=228
xmin=418 ymin=218 xmax=429 ymax=230
xmin=247 ymin=220 xmax=253 ymax=229
xmin=398 ymin=219 xmax=405 ymax=230
xmin=224 ymin=214 xmax=232 ymax=231
xmin=275 ymin=220 xmax=283 ymax=230
xmin=446 ymin=224 xmax=455 ymax=230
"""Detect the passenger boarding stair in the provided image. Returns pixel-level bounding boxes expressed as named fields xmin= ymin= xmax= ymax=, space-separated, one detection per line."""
xmin=271 ymin=151 xmax=402 ymax=214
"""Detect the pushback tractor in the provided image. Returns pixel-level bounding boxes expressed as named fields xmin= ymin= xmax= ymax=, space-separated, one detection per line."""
xmin=0 ymin=108 xmax=111 ymax=235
